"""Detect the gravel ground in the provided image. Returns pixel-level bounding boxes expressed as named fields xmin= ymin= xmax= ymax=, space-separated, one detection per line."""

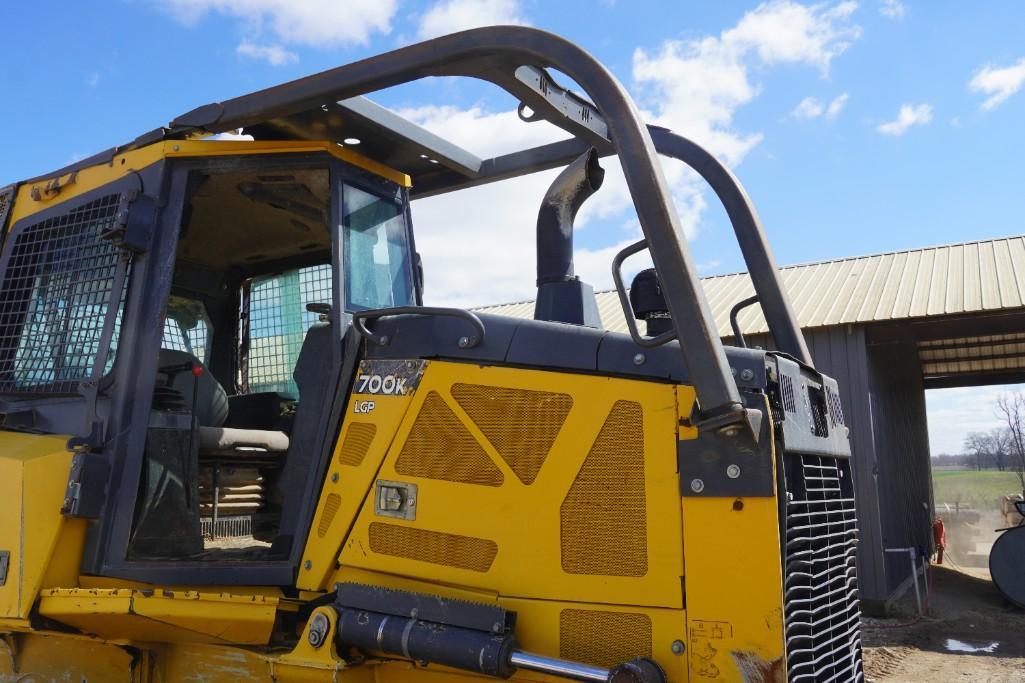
xmin=862 ymin=565 xmax=1025 ymax=682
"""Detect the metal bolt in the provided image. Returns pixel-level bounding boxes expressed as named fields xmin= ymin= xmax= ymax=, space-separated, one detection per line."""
xmin=171 ymin=144 xmax=180 ymax=152
xmin=492 ymin=621 xmax=504 ymax=633
xmin=458 ymin=336 xmax=471 ymax=348
xmin=308 ymin=612 xmax=330 ymax=649
xmin=304 ymin=560 xmax=312 ymax=570
xmin=726 ymin=464 xmax=741 ymax=479
xmin=719 ymin=425 xmax=742 ymax=437
xmin=331 ymin=472 xmax=339 ymax=483
xmin=671 ymin=640 xmax=686 ymax=655
xmin=379 ymin=335 xmax=390 ymax=345
xmin=633 ymin=353 xmax=646 ymax=366
xmin=690 ymin=478 xmax=705 ymax=493
xmin=739 ymin=368 xmax=754 ymax=381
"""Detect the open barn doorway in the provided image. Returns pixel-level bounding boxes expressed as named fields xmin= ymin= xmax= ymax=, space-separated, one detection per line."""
xmin=926 ymin=382 xmax=1025 ymax=576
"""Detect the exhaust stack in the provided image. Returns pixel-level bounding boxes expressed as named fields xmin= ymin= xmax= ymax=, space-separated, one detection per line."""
xmin=534 ymin=148 xmax=604 ymax=328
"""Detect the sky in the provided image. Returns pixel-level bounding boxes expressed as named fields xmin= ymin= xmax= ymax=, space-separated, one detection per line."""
xmin=2 ymin=0 xmax=1024 ymax=453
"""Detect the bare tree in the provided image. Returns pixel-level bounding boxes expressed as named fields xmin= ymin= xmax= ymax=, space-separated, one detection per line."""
xmin=995 ymin=393 xmax=1025 ymax=496
xmin=992 ymin=427 xmax=1012 ymax=471
xmin=963 ymin=431 xmax=992 ymax=471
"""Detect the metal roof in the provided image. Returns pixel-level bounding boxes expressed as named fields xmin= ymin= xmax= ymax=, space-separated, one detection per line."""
xmin=477 ymin=235 xmax=1025 ymax=336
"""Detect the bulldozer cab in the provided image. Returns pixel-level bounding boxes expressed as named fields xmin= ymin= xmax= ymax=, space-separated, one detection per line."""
xmin=0 ymin=26 xmax=863 ymax=682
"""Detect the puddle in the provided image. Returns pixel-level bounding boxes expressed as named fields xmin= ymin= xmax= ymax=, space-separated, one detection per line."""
xmin=944 ymin=638 xmax=1000 ymax=654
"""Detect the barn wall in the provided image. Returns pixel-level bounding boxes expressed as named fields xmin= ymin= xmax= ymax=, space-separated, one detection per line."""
xmin=866 ymin=342 xmax=933 ymax=595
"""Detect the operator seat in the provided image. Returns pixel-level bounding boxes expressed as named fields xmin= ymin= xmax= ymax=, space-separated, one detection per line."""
xmin=157 ymin=349 xmax=289 ymax=455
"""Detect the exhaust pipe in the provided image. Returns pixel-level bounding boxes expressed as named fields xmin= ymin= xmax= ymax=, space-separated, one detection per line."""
xmin=534 ymin=148 xmax=604 ymax=328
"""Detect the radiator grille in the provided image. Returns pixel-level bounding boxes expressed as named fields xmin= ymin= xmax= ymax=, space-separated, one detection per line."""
xmin=0 ymin=194 xmax=125 ymax=393
xmin=560 ymin=400 xmax=647 ymax=577
xmin=395 ymin=391 xmax=504 ymax=486
xmin=318 ymin=493 xmax=342 ymax=537
xmin=368 ymin=522 xmax=497 ymax=572
xmin=338 ymin=422 xmax=376 ymax=467
xmin=781 ymin=454 xmax=863 ymax=682
xmin=559 ymin=610 xmax=652 ymax=668
xmin=451 ymin=383 xmax=572 ymax=484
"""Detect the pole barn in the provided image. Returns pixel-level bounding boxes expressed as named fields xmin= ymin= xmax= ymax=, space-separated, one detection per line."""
xmin=479 ymin=235 xmax=1025 ymax=613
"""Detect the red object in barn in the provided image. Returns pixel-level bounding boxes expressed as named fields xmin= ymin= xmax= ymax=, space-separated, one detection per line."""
xmin=932 ymin=517 xmax=946 ymax=564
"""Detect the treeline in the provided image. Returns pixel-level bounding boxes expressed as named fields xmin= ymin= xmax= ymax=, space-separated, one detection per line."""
xmin=933 ymin=395 xmax=1025 ymax=496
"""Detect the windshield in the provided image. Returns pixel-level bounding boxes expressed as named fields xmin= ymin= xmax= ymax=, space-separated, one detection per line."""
xmin=342 ymin=184 xmax=414 ymax=312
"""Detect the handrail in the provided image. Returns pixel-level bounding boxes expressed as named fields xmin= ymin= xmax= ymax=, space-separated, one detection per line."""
xmin=172 ymin=27 xmax=746 ymax=426
xmin=352 ymin=307 xmax=485 ymax=349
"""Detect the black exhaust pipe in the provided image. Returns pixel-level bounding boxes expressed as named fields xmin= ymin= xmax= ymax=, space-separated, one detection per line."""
xmin=534 ymin=148 xmax=604 ymax=328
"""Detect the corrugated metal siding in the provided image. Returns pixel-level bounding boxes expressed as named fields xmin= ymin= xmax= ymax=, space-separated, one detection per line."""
xmin=867 ymin=344 xmax=933 ymax=595
xmin=477 ymin=236 xmax=1025 ymax=336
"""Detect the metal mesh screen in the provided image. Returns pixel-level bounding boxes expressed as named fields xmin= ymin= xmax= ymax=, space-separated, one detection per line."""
xmin=559 ymin=610 xmax=652 ymax=668
xmin=368 ymin=521 xmax=498 ymax=572
xmin=245 ymin=263 xmax=331 ymax=396
xmin=395 ymin=391 xmax=504 ymax=486
xmin=781 ymin=453 xmax=863 ymax=682
xmin=560 ymin=400 xmax=647 ymax=577
xmin=451 ymin=383 xmax=572 ymax=485
xmin=0 ymin=194 xmax=125 ymax=393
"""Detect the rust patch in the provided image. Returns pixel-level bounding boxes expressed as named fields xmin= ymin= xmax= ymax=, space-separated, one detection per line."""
xmin=731 ymin=651 xmax=785 ymax=683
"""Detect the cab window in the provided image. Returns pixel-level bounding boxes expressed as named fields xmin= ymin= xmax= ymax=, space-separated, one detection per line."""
xmin=343 ymin=184 xmax=414 ymax=312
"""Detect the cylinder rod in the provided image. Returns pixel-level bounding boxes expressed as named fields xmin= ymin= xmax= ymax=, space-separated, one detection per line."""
xmin=510 ymin=650 xmax=609 ymax=682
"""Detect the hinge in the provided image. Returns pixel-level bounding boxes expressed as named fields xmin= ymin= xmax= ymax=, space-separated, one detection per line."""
xmin=61 ymin=449 xmax=112 ymax=519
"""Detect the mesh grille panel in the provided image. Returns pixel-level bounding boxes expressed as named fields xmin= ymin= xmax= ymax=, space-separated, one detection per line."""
xmin=318 ymin=493 xmax=342 ymax=538
xmin=0 ymin=185 xmax=14 ymax=232
xmin=451 ymin=383 xmax=571 ymax=484
xmin=0 ymin=194 xmax=124 ymax=393
xmin=782 ymin=454 xmax=863 ymax=682
xmin=560 ymin=400 xmax=647 ymax=577
xmin=338 ymin=422 xmax=377 ymax=467
xmin=368 ymin=522 xmax=497 ymax=572
xmin=245 ymin=263 xmax=331 ymax=396
xmin=395 ymin=391 xmax=503 ymax=486
xmin=559 ymin=610 xmax=652 ymax=668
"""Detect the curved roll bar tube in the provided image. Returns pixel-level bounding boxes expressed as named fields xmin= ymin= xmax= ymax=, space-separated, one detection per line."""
xmin=170 ymin=26 xmax=810 ymax=430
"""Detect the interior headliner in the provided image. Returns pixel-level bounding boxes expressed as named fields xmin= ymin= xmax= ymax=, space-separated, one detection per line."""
xmin=178 ymin=168 xmax=331 ymax=271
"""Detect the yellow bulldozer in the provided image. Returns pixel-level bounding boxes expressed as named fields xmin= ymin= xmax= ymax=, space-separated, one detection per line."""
xmin=0 ymin=27 xmax=861 ymax=683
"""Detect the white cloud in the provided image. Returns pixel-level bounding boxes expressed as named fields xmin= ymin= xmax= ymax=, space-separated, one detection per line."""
xmin=403 ymin=1 xmax=861 ymax=307
xmin=792 ymin=96 xmax=824 ymax=119
xmin=969 ymin=58 xmax=1025 ymax=111
xmin=632 ymin=1 xmax=859 ymax=165
xmin=86 ymin=72 xmax=101 ymax=87
xmin=236 ymin=41 xmax=297 ymax=66
xmin=417 ymin=0 xmax=529 ymax=40
xmin=876 ymin=103 xmax=933 ymax=135
xmin=163 ymin=0 xmax=396 ymax=59
xmin=791 ymin=92 xmax=848 ymax=120
xmin=879 ymin=0 xmax=906 ymax=20
xmin=825 ymin=92 xmax=849 ymax=118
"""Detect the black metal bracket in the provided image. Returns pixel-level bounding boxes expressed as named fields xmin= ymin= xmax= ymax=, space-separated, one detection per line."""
xmin=104 ymin=191 xmax=157 ymax=254
xmin=680 ymin=395 xmax=774 ymax=498
xmin=611 ymin=239 xmax=678 ymax=349
xmin=352 ymin=306 xmax=485 ymax=348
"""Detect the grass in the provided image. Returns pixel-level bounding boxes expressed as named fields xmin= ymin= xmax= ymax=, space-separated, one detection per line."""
xmin=932 ymin=469 xmax=1024 ymax=508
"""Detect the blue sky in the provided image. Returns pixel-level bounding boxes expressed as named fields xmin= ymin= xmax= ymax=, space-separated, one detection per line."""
xmin=3 ymin=0 xmax=1025 ymax=452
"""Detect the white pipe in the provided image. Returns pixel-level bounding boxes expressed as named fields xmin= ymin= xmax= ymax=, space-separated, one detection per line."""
xmin=885 ymin=547 xmax=922 ymax=616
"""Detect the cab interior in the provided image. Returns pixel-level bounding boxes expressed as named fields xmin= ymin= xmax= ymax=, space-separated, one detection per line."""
xmin=127 ymin=159 xmax=415 ymax=562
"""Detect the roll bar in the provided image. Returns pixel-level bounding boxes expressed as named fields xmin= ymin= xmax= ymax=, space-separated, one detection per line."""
xmin=166 ymin=26 xmax=806 ymax=431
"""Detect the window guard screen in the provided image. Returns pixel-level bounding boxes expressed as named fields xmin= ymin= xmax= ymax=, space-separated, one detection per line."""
xmin=0 ymin=194 xmax=127 ymax=393
xmin=244 ymin=263 xmax=331 ymax=397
